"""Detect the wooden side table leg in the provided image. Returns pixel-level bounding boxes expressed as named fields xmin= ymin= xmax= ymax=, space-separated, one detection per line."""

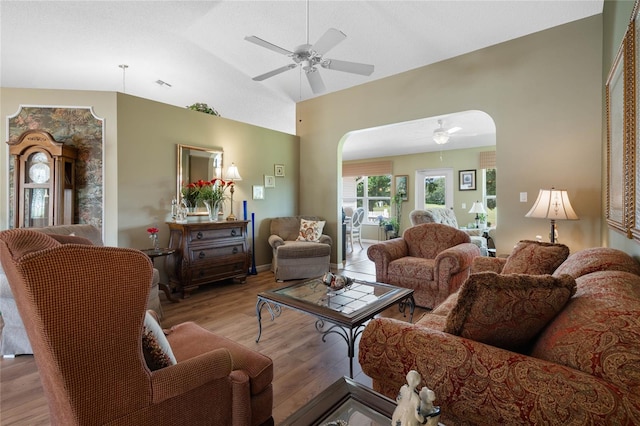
xmin=159 ymin=282 xmax=180 ymax=303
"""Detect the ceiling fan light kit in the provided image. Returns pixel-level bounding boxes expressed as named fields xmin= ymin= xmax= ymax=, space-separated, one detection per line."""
xmin=432 ymin=119 xmax=461 ymax=145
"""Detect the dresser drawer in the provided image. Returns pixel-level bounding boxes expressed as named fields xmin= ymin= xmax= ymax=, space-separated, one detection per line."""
xmin=190 ymin=259 xmax=247 ymax=285
xmin=187 ymin=226 xmax=245 ymax=242
xmin=188 ymin=241 xmax=245 ymax=262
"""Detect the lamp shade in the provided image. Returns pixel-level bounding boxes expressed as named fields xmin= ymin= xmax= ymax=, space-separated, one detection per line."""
xmin=468 ymin=202 xmax=487 ymax=214
xmin=525 ymin=189 xmax=578 ymax=220
xmin=433 ymin=130 xmax=449 ymax=145
xmin=225 ymin=163 xmax=242 ymax=181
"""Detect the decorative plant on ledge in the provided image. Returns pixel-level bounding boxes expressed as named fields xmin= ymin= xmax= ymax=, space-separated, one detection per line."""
xmin=186 ymin=103 xmax=220 ymax=116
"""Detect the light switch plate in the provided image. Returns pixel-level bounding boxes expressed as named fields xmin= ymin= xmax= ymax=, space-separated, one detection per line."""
xmin=461 ymin=203 xmax=466 ymax=209
xmin=520 ymin=192 xmax=527 ymax=202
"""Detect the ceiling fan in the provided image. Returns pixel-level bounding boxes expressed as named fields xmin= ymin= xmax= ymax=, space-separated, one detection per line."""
xmin=433 ymin=119 xmax=462 ymax=145
xmin=244 ymin=4 xmax=374 ymax=95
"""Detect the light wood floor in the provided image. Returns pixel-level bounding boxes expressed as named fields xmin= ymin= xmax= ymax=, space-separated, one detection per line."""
xmin=0 ymin=241 xmax=424 ymax=425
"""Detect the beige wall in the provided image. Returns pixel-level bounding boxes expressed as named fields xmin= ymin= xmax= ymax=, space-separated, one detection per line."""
xmin=299 ymin=16 xmax=603 ymax=260
xmin=1 ymin=89 xmax=299 ymax=271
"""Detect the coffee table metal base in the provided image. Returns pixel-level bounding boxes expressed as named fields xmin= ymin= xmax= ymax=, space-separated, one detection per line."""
xmin=255 ymin=279 xmax=414 ymax=378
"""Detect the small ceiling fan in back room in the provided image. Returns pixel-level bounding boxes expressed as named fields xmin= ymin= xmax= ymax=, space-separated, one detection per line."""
xmin=244 ymin=1 xmax=375 ymax=95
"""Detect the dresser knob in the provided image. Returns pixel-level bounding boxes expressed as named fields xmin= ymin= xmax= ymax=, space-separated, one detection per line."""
xmin=231 ymin=229 xmax=237 ymax=236
xmin=197 ymin=232 xmax=203 ymax=239
xmin=232 ymin=247 xmax=238 ymax=254
xmin=198 ymin=251 xmax=205 ymax=259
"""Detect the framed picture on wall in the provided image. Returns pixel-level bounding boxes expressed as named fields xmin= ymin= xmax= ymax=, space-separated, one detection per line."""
xmin=459 ymin=170 xmax=476 ymax=191
xmin=274 ymin=164 xmax=285 ymax=177
xmin=394 ymin=175 xmax=408 ymax=200
xmin=253 ymin=185 xmax=265 ymax=200
xmin=264 ymin=175 xmax=275 ymax=188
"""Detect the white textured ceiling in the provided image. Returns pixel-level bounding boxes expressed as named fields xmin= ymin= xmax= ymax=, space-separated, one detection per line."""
xmin=1 ymin=1 xmax=602 ymax=140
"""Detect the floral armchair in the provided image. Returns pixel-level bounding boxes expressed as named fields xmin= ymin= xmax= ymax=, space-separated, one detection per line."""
xmin=366 ymin=223 xmax=480 ymax=308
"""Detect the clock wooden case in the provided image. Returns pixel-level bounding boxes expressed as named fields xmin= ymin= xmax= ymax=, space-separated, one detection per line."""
xmin=8 ymin=130 xmax=78 ymax=228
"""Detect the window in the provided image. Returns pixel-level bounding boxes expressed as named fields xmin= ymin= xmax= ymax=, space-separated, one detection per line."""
xmin=343 ymin=175 xmax=391 ymax=224
xmin=483 ymin=168 xmax=497 ymax=226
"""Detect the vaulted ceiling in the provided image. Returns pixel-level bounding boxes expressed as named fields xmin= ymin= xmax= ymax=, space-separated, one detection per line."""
xmin=1 ymin=1 xmax=602 ymax=137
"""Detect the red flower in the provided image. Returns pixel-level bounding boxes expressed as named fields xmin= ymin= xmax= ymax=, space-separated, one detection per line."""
xmin=147 ymin=227 xmax=159 ymax=234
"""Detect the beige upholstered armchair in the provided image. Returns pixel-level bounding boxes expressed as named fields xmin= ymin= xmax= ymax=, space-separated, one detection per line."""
xmin=0 ymin=224 xmax=163 ymax=357
xmin=269 ymin=216 xmax=332 ymax=281
xmin=410 ymin=208 xmax=492 ymax=256
xmin=367 ymin=223 xmax=480 ymax=308
xmin=0 ymin=229 xmax=273 ymax=426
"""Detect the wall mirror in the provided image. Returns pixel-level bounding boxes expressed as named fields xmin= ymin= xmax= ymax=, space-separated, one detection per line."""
xmin=176 ymin=144 xmax=223 ymax=214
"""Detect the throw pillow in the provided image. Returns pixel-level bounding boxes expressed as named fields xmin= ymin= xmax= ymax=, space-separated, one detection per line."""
xmin=502 ymin=240 xmax=570 ymax=275
xmin=142 ymin=310 xmax=176 ymax=371
xmin=296 ymin=218 xmax=326 ymax=242
xmin=48 ymin=234 xmax=93 ymax=245
xmin=444 ymin=271 xmax=577 ymax=352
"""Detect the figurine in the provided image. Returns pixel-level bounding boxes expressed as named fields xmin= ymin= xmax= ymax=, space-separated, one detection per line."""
xmin=391 ymin=370 xmax=441 ymax=426
xmin=391 ymin=370 xmax=424 ymax=426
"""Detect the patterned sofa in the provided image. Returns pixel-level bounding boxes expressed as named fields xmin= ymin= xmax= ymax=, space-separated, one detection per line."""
xmin=359 ymin=245 xmax=640 ymax=424
xmin=0 ymin=224 xmax=162 ymax=357
xmin=409 ymin=208 xmax=491 ymax=256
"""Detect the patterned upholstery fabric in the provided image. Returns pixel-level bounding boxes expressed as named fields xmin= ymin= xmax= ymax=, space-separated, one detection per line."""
xmin=367 ymin=223 xmax=481 ymax=308
xmin=0 ymin=224 xmax=164 ymax=357
xmin=0 ymin=229 xmax=274 ymax=426
xmin=269 ymin=216 xmax=332 ymax=281
xmin=359 ymin=247 xmax=640 ymax=425
xmin=409 ymin=208 xmax=489 ymax=256
xmin=443 ymin=272 xmax=576 ymax=352
xmin=502 ymin=240 xmax=569 ymax=274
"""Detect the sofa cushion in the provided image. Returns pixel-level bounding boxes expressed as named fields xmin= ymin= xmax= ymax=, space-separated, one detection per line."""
xmin=388 ymin=257 xmax=435 ymax=281
xmin=531 ymin=270 xmax=640 ymax=394
xmin=502 ymin=240 xmax=569 ymax=275
xmin=142 ymin=310 xmax=176 ymax=371
xmin=444 ymin=271 xmax=576 ymax=352
xmin=296 ymin=218 xmax=325 ymax=242
xmin=275 ymin=241 xmax=331 ymax=259
xmin=553 ymin=247 xmax=640 ymax=279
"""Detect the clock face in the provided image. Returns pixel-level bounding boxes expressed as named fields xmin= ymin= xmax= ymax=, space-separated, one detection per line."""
xmin=29 ymin=162 xmax=51 ymax=184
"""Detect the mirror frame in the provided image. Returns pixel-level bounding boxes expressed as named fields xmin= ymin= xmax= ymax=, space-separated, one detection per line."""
xmin=176 ymin=144 xmax=223 ymax=215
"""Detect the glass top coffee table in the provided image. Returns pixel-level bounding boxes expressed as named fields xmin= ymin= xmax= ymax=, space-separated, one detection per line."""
xmin=281 ymin=376 xmax=395 ymax=426
xmin=256 ymin=277 xmax=414 ymax=377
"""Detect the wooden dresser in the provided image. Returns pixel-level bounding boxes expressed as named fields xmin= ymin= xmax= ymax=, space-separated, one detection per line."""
xmin=166 ymin=220 xmax=250 ymax=298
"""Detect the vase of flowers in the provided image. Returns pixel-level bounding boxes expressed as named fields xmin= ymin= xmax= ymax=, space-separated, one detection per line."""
xmin=147 ymin=227 xmax=160 ymax=251
xmin=197 ymin=178 xmax=232 ymax=221
xmin=181 ymin=181 xmax=204 ymax=211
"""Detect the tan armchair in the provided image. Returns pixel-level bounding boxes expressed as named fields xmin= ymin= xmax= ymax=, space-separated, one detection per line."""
xmin=0 ymin=229 xmax=273 ymax=426
xmin=269 ymin=216 xmax=332 ymax=281
xmin=367 ymin=223 xmax=480 ymax=308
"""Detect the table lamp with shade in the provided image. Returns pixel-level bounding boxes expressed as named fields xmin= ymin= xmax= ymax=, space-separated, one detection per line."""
xmin=525 ymin=188 xmax=578 ymax=243
xmin=468 ymin=201 xmax=487 ymax=229
xmin=225 ymin=163 xmax=242 ymax=221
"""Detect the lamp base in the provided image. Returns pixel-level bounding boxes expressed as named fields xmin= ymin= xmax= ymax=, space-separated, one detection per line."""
xmin=226 ymin=214 xmax=237 ymax=221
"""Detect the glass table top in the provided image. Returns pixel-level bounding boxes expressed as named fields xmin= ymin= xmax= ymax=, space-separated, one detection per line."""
xmin=273 ymin=278 xmax=395 ymax=315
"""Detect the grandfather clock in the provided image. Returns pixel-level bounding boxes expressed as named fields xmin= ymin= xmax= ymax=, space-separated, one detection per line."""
xmin=8 ymin=130 xmax=78 ymax=228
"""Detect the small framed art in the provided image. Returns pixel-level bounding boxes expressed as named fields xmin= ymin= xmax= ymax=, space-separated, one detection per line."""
xmin=459 ymin=170 xmax=476 ymax=191
xmin=264 ymin=175 xmax=275 ymax=188
xmin=275 ymin=164 xmax=285 ymax=177
xmin=253 ymin=185 xmax=265 ymax=200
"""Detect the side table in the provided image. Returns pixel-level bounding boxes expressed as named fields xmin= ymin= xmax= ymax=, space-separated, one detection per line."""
xmin=140 ymin=248 xmax=180 ymax=303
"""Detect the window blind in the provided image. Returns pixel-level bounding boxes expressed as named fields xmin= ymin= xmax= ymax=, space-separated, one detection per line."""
xmin=479 ymin=151 xmax=496 ymax=169
xmin=342 ymin=161 xmax=392 ymax=177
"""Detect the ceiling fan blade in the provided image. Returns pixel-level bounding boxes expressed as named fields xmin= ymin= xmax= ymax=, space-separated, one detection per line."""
xmin=311 ymin=28 xmax=346 ymax=56
xmin=321 ymin=58 xmax=374 ymax=76
xmin=244 ymin=36 xmax=293 ymax=56
xmin=252 ymin=64 xmax=297 ymax=81
xmin=447 ymin=126 xmax=462 ymax=134
xmin=306 ymin=69 xmax=326 ymax=94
